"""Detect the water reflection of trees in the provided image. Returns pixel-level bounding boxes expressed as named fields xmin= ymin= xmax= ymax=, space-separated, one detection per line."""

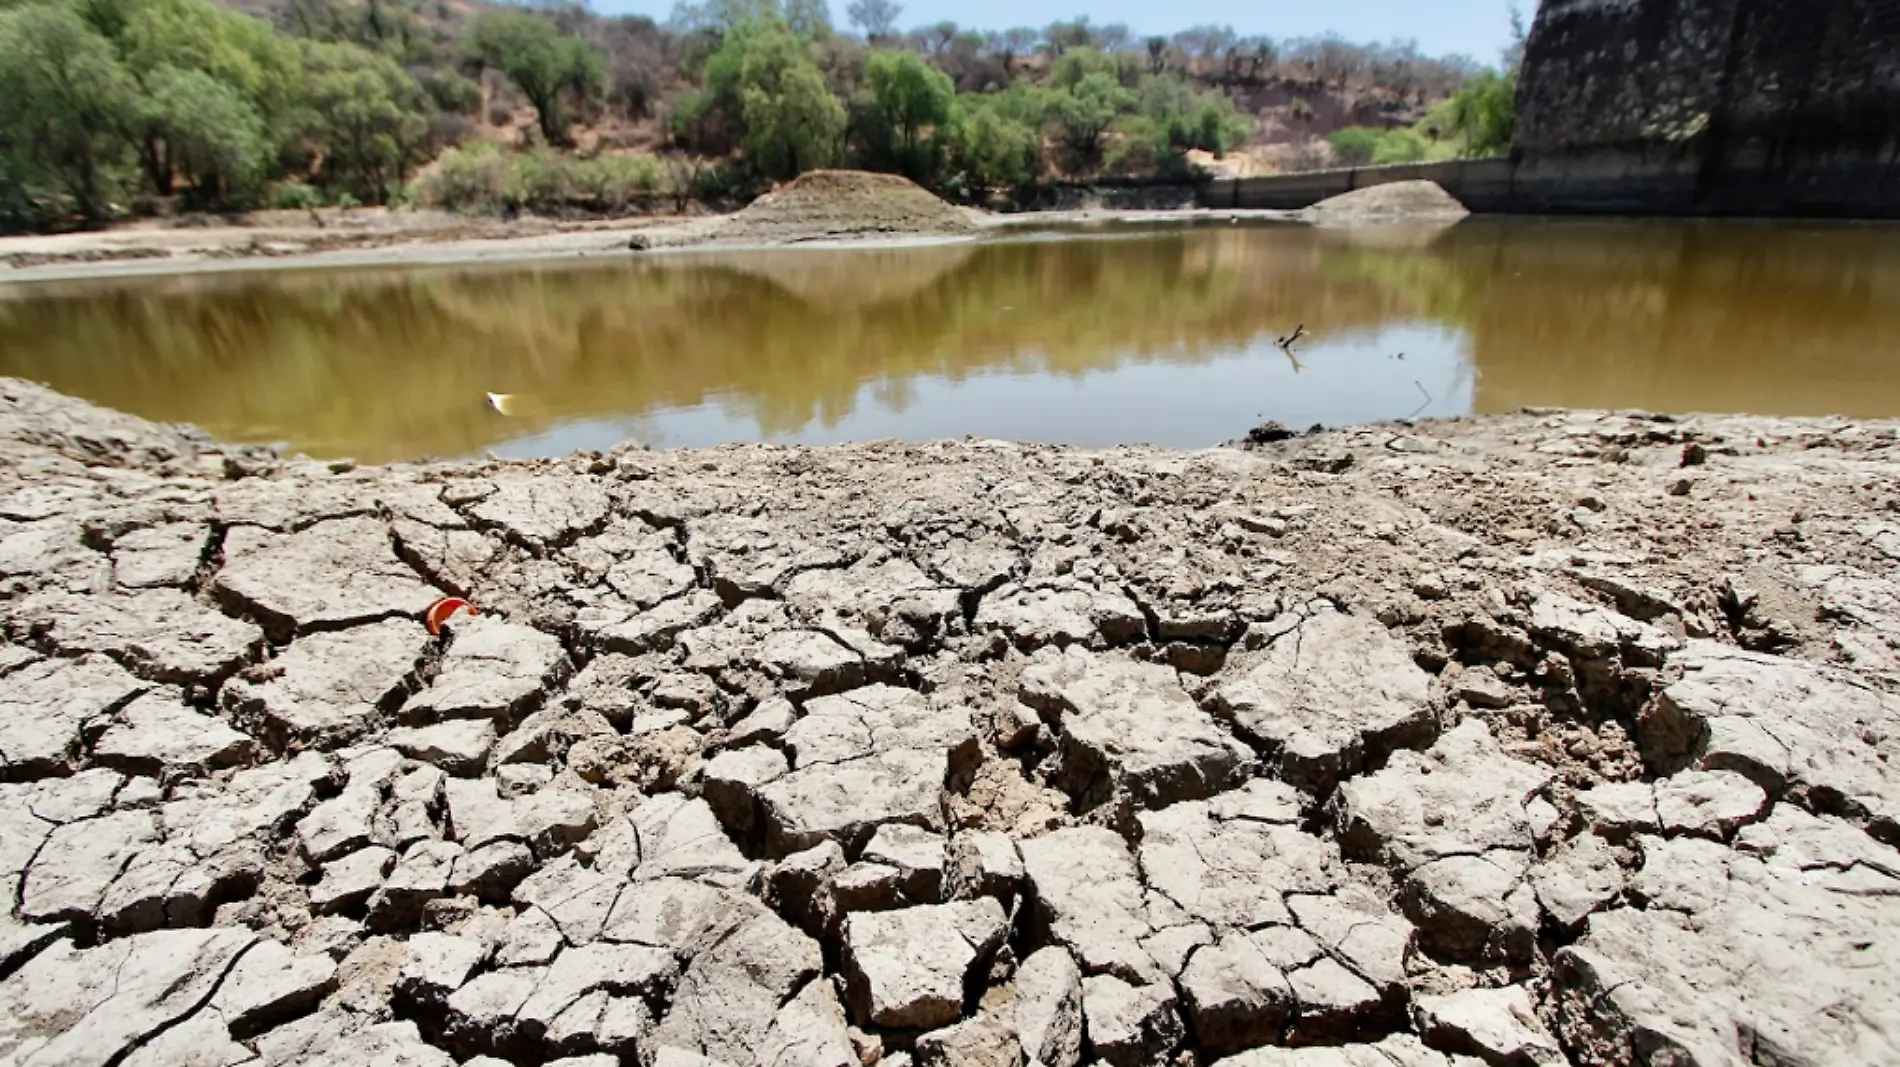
xmin=0 ymin=230 xmax=1423 ymax=459
xmin=1327 ymin=220 xmax=1900 ymax=417
xmin=5 ymin=220 xmax=1897 ymax=460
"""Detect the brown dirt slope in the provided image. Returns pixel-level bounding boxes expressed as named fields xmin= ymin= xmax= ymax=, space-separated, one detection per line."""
xmin=1303 ymin=180 xmax=1471 ymax=223
xmin=715 ymin=170 xmax=980 ymax=242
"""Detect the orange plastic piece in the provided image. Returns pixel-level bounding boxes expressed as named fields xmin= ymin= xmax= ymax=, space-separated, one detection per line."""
xmin=424 ymin=597 xmax=479 ymax=636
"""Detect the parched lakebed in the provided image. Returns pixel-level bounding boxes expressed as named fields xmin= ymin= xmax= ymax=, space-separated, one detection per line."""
xmin=2 ymin=379 xmax=1899 ymax=1065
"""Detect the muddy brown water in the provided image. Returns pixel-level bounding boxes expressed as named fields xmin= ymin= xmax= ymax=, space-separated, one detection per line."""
xmin=2 ymin=218 xmax=1898 ymax=463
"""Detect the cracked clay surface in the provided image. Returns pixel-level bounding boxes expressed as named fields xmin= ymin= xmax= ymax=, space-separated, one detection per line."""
xmin=2 ymin=377 xmax=1899 ymax=1067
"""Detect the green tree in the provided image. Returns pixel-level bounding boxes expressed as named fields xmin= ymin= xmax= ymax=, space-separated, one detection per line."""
xmin=781 ymin=0 xmax=830 ymax=37
xmin=423 ymin=71 xmax=483 ymax=114
xmin=111 ymin=0 xmax=300 ymax=110
xmin=860 ymin=49 xmax=951 ymax=178
xmin=946 ymin=95 xmax=1037 ymax=190
xmin=698 ymin=18 xmax=844 ymax=179
xmin=844 ymin=0 xmax=898 ymax=40
xmin=1109 ymin=74 xmax=1249 ymax=176
xmin=1328 ymin=125 xmax=1380 ymax=166
xmin=1047 ymin=70 xmax=1133 ymax=168
xmin=734 ymin=22 xmax=844 ymax=178
xmin=464 ymin=10 xmax=606 ymax=145
xmin=1438 ymin=69 xmax=1516 ymax=156
xmin=1046 ymin=45 xmax=1120 ymax=90
xmin=137 ymin=65 xmax=270 ymax=204
xmin=295 ymin=38 xmax=432 ymax=202
xmin=0 ymin=2 xmax=138 ymax=221
xmin=105 ymin=0 xmax=303 ymax=202
xmin=1370 ymin=126 xmax=1429 ymax=164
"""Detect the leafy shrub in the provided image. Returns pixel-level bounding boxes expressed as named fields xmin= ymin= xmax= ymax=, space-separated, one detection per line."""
xmin=1328 ymin=126 xmax=1381 ymax=166
xmin=577 ymin=154 xmax=663 ymax=210
xmin=1370 ymin=127 xmax=1429 ymax=165
xmin=272 ymin=181 xmax=326 ymax=210
xmin=421 ymin=144 xmax=669 ymax=213
xmin=419 ymin=142 xmax=515 ymax=211
xmin=424 ymin=72 xmax=485 ymax=115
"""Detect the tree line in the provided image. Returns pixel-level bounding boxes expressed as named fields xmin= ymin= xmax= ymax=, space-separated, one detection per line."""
xmin=0 ymin=0 xmax=1513 ymax=230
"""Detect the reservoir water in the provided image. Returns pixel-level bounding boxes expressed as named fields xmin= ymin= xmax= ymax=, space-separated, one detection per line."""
xmin=3 ymin=217 xmax=1897 ymax=462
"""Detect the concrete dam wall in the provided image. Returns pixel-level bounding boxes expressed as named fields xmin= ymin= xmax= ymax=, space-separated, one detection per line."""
xmin=1204 ymin=0 xmax=1900 ymax=218
xmin=1512 ymin=0 xmax=1900 ymax=217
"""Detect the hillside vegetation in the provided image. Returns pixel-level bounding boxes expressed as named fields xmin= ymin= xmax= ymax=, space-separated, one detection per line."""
xmin=0 ymin=0 xmax=1515 ymax=231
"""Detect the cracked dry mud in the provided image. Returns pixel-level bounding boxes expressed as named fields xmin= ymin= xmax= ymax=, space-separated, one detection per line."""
xmin=2 ymin=377 xmax=1899 ymax=1067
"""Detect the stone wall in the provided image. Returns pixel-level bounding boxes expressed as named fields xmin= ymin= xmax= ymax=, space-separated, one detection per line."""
xmin=1512 ymin=0 xmax=1900 ymax=216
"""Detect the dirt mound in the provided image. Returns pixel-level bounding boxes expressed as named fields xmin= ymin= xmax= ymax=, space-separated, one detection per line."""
xmin=1302 ymin=180 xmax=1470 ymax=223
xmin=716 ymin=170 xmax=979 ymax=243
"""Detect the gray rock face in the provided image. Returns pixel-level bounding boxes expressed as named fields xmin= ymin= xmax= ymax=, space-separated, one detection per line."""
xmin=1528 ymin=591 xmax=1680 ymax=666
xmin=388 ymin=717 xmax=497 ymax=776
xmin=1178 ymin=924 xmax=1387 ymax=1055
xmin=446 ymin=941 xmax=675 ymax=1060
xmin=1139 ymin=780 xmax=1335 ymax=930
xmin=581 ymin=590 xmax=723 ymax=655
xmin=782 ymin=556 xmax=963 ymax=650
xmin=1209 ymin=1034 xmax=1465 ymax=1065
xmin=111 ymin=521 xmax=208 ymax=589
xmin=843 ymin=898 xmax=1007 ymax=1028
xmin=946 ymin=830 xmax=1025 ymax=907
xmin=756 ymin=977 xmax=857 ymax=1067
xmin=861 ymin=824 xmax=946 ymax=904
xmin=310 ymin=845 xmax=396 ymax=913
xmin=1530 ymin=832 xmax=1624 ymax=930
xmin=444 ymin=777 xmax=597 ymax=859
xmin=1021 ymin=649 xmax=1252 ymax=808
xmin=1217 ymin=610 xmax=1436 ymax=793
xmin=213 ymin=517 xmax=440 ymax=637
xmin=1643 ymin=642 xmax=1900 ymax=839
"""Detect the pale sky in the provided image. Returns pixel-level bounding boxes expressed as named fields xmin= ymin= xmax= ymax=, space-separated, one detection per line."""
xmin=593 ymin=0 xmax=1525 ymax=64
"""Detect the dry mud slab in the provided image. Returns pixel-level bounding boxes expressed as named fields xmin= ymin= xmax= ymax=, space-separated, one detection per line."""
xmin=2 ymin=377 xmax=1899 ymax=1066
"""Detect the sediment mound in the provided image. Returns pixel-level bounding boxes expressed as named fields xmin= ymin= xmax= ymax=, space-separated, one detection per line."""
xmin=4 ymin=377 xmax=1900 ymax=1067
xmin=716 ymin=169 xmax=979 ymax=243
xmin=1302 ymin=179 xmax=1470 ymax=223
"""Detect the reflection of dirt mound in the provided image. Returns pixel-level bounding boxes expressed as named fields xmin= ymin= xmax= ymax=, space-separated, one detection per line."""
xmin=712 ymin=170 xmax=979 ymax=244
xmin=1303 ymin=181 xmax=1470 ymax=225
xmin=697 ymin=243 xmax=979 ymax=309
